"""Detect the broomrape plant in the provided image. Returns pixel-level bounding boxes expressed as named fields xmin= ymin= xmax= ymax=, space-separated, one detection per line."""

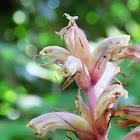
xmin=27 ymin=14 xmax=140 ymax=140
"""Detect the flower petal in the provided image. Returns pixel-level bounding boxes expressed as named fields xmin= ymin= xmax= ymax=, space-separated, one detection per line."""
xmin=90 ymin=57 xmax=109 ymax=85
xmin=57 ymin=14 xmax=91 ymax=66
xmin=39 ymin=46 xmax=70 ymax=62
xmin=90 ymin=35 xmax=130 ymax=67
xmin=94 ymin=84 xmax=128 ymax=135
xmin=61 ymin=73 xmax=78 ymax=91
xmin=59 ymin=55 xmax=89 ymax=77
xmin=109 ymin=45 xmax=140 ymax=64
xmin=57 ymin=55 xmax=90 ymax=90
xmin=94 ymin=84 xmax=128 ymax=119
xmin=94 ymin=62 xmax=120 ymax=99
xmin=65 ymin=27 xmax=91 ymax=66
xmin=123 ymin=126 xmax=140 ymax=140
xmin=27 ymin=112 xmax=95 ymax=139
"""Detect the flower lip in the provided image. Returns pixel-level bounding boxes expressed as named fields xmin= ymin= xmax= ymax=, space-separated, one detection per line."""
xmin=91 ymin=35 xmax=130 ymax=58
xmin=94 ymin=84 xmax=128 ymax=120
xmin=27 ymin=112 xmax=95 ymax=139
xmin=89 ymin=34 xmax=131 ymax=73
xmin=107 ymin=44 xmax=140 ymax=64
xmin=39 ymin=46 xmax=71 ymax=62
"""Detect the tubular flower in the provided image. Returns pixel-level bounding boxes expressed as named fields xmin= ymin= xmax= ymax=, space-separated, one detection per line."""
xmin=28 ymin=14 xmax=140 ymax=140
xmin=94 ymin=84 xmax=128 ymax=136
xmin=27 ymin=112 xmax=96 ymax=140
xmin=38 ymin=13 xmax=132 ymax=91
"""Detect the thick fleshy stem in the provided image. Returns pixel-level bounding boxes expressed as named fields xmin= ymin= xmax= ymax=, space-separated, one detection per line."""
xmin=84 ymin=86 xmax=96 ymax=125
xmin=84 ymin=86 xmax=107 ymax=140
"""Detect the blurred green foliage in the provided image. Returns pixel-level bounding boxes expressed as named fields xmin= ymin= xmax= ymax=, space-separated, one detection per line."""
xmin=0 ymin=0 xmax=140 ymax=140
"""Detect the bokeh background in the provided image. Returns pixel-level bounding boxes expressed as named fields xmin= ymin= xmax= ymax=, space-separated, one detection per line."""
xmin=0 ymin=0 xmax=140 ymax=140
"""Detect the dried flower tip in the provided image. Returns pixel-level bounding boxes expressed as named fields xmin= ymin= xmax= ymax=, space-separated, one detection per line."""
xmin=63 ymin=13 xmax=78 ymax=21
xmin=112 ymin=104 xmax=140 ymax=128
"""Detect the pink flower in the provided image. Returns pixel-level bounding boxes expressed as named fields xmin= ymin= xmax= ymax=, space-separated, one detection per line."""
xmin=28 ymin=14 xmax=140 ymax=140
xmin=39 ymin=13 xmax=131 ymax=91
xmin=27 ymin=92 xmax=96 ymax=140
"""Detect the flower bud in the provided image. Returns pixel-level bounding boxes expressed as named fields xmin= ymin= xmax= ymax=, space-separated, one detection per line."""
xmin=57 ymin=14 xmax=91 ymax=66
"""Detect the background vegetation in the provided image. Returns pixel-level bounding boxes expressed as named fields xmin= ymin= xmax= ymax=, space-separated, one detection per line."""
xmin=0 ymin=0 xmax=140 ymax=140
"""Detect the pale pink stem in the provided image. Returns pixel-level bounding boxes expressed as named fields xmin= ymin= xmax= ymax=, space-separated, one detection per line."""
xmin=84 ymin=86 xmax=98 ymax=135
xmin=84 ymin=86 xmax=96 ymax=124
xmin=84 ymin=85 xmax=107 ymax=140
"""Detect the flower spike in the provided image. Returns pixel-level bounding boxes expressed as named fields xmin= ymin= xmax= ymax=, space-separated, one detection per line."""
xmin=29 ymin=13 xmax=140 ymax=140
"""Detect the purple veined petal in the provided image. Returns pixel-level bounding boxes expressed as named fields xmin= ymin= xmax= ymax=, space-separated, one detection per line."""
xmin=64 ymin=26 xmax=77 ymax=54
xmin=27 ymin=112 xmax=95 ymax=140
xmin=76 ymin=74 xmax=91 ymax=92
xmin=61 ymin=73 xmax=78 ymax=91
xmin=123 ymin=126 xmax=140 ymax=140
xmin=57 ymin=13 xmax=91 ymax=67
xmin=74 ymin=27 xmax=91 ymax=66
xmin=65 ymin=25 xmax=91 ymax=67
xmin=39 ymin=46 xmax=71 ymax=62
xmin=113 ymin=45 xmax=140 ymax=64
xmin=94 ymin=84 xmax=128 ymax=135
xmin=90 ymin=35 xmax=130 ymax=67
xmin=90 ymin=57 xmax=109 ymax=86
